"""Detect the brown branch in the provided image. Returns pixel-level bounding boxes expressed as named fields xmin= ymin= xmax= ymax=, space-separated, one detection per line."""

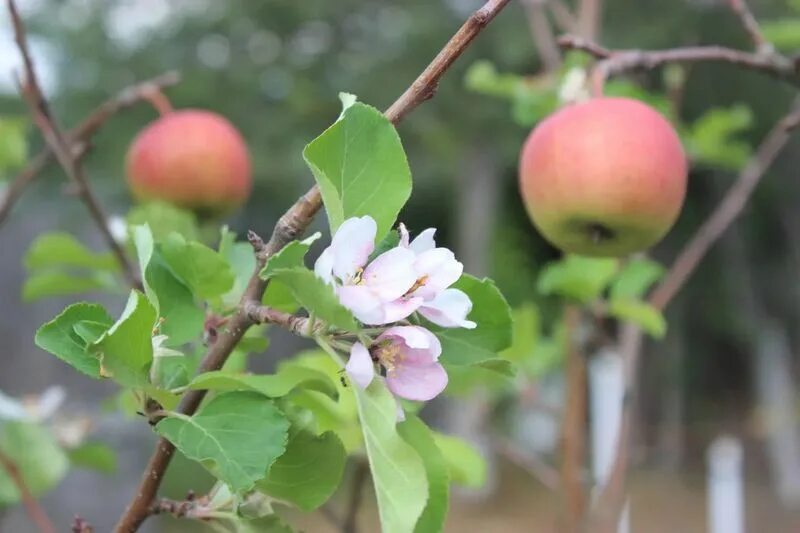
xmin=547 ymin=0 xmax=578 ymax=33
xmin=576 ymin=0 xmax=603 ymax=41
xmin=244 ymin=302 xmax=323 ymax=337
xmin=0 ymin=71 xmax=179 ymax=226
xmin=342 ymin=461 xmax=368 ymax=533
xmin=727 ymin=0 xmax=770 ymax=53
xmin=113 ymin=1 xmax=513 ymax=531
xmin=650 ymin=104 xmax=800 ymax=311
xmin=384 ymin=0 xmax=512 ymax=124
xmin=557 ymin=35 xmax=798 ymax=94
xmin=0 ymin=449 xmax=56 ymax=533
xmin=8 ymin=0 xmax=141 ymax=289
xmin=559 ymin=304 xmax=587 ymax=533
xmin=523 ymin=0 xmax=562 ymax=72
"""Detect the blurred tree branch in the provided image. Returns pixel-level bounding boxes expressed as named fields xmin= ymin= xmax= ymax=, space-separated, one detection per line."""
xmin=0 ymin=72 xmax=180 ymax=227
xmin=0 ymin=449 xmax=56 ymax=533
xmin=114 ymin=0 xmax=513 ymax=531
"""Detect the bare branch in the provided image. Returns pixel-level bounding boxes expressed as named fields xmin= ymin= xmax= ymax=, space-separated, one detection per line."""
xmin=8 ymin=0 xmax=141 ymax=289
xmin=113 ymin=1 xmax=513 ymax=530
xmin=523 ymin=0 xmax=562 ymax=72
xmin=577 ymin=0 xmax=603 ymax=41
xmin=0 ymin=449 xmax=56 ymax=533
xmin=0 ymin=72 xmax=180 ymax=226
xmin=547 ymin=0 xmax=578 ymax=33
xmin=727 ymin=0 xmax=770 ymax=54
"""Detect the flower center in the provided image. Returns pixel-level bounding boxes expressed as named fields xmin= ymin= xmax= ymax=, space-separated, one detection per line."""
xmin=404 ymin=275 xmax=429 ymax=296
xmin=372 ymin=341 xmax=402 ymax=373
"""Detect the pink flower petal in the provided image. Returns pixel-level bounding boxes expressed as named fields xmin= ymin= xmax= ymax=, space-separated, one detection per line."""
xmin=419 ymin=288 xmax=477 ymax=329
xmin=330 ymin=216 xmax=377 ymax=282
xmin=313 ymin=247 xmax=336 ymax=284
xmin=362 ymin=247 xmax=418 ymax=301
xmin=409 ymin=228 xmax=437 ymax=254
xmin=337 ymin=285 xmax=386 ymax=325
xmin=379 ymin=325 xmax=432 ymax=349
xmin=346 ymin=342 xmax=375 ymax=389
xmin=386 ymin=362 xmax=448 ymax=401
xmin=412 ymin=248 xmax=463 ymax=300
xmin=380 ymin=296 xmax=424 ymax=324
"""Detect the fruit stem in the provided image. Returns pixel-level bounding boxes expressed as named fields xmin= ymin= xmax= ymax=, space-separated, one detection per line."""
xmin=144 ymin=88 xmax=174 ymax=116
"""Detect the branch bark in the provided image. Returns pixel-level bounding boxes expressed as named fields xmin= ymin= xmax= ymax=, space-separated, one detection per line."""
xmin=8 ymin=0 xmax=142 ymax=289
xmin=113 ymin=1 xmax=512 ymax=530
xmin=0 ymin=449 xmax=56 ymax=533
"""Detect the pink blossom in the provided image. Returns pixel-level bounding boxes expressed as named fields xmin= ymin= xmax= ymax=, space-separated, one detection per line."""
xmin=345 ymin=326 xmax=448 ymax=402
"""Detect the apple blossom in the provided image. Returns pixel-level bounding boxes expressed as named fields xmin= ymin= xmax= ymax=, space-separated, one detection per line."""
xmin=345 ymin=326 xmax=448 ymax=402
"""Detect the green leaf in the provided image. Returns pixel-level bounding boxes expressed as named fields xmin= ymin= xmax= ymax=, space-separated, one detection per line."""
xmin=260 ymin=233 xmax=321 ymax=279
xmin=538 ymin=255 xmax=619 ymax=303
xmin=67 ymin=441 xmax=117 ymax=474
xmin=610 ymin=258 xmax=665 ymax=300
xmin=93 ymin=291 xmax=157 ymax=386
xmin=155 ymin=392 xmax=289 ymax=493
xmin=0 ymin=116 xmax=27 ymax=176
xmin=24 ymin=232 xmax=118 ymax=271
xmin=160 ymin=233 xmax=235 ymax=299
xmin=431 ymin=432 xmax=486 ymax=489
xmin=686 ymin=105 xmax=753 ymax=170
xmin=608 ymin=298 xmax=667 ymax=339
xmin=188 ymin=365 xmax=337 ymax=398
xmin=353 ymin=379 xmax=428 ymax=533
xmin=35 ymin=302 xmax=113 ymax=377
xmin=0 ymin=422 xmax=68 ymax=504
xmin=127 ymin=201 xmax=199 ymax=241
xmin=257 ymin=430 xmax=346 ymax=510
xmin=270 ymin=267 xmax=357 ymax=330
xmin=398 ymin=416 xmax=449 ymax=533
xmin=430 ymin=275 xmax=514 ymax=377
xmin=303 ymin=101 xmax=412 ymax=240
xmin=23 ymin=271 xmax=116 ymax=302
xmin=262 ymin=279 xmax=300 ymax=313
xmin=220 ymin=227 xmax=257 ymax=308
xmin=500 ymin=303 xmax=540 ymax=364
xmin=235 ymin=515 xmax=294 ymax=533
xmin=761 ymin=19 xmax=800 ymax=50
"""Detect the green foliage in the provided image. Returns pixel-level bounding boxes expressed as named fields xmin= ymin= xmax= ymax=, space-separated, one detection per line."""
xmin=260 ymin=233 xmax=321 ymax=278
xmin=0 ymin=422 xmax=69 ymax=505
xmin=685 ymin=105 xmax=753 ymax=169
xmin=431 ymin=432 xmax=487 ymax=489
xmin=155 ymin=392 xmax=290 ymax=493
xmin=304 ymin=100 xmax=412 ymax=241
xmin=269 ymin=267 xmax=358 ymax=331
xmin=0 ymin=117 xmax=27 ymax=178
xmin=67 ymin=441 xmax=117 ymax=474
xmin=35 ymin=302 xmax=113 ymax=377
xmin=398 ymin=416 xmax=449 ymax=533
xmin=502 ymin=303 xmax=565 ymax=378
xmin=610 ymin=258 xmax=665 ymax=300
xmin=160 ymin=233 xmax=235 ymax=300
xmin=127 ymin=201 xmax=199 ymax=241
xmin=187 ymin=366 xmax=338 ymax=398
xmin=608 ymin=299 xmax=667 ymax=339
xmin=352 ymin=379 xmax=428 ymax=533
xmin=256 ymin=430 xmax=346 ymax=511
xmin=538 ymin=255 xmax=619 ymax=303
xmin=761 ymin=19 xmax=800 ymax=51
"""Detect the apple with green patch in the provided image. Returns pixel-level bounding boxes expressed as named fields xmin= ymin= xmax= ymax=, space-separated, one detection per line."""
xmin=519 ymin=97 xmax=688 ymax=257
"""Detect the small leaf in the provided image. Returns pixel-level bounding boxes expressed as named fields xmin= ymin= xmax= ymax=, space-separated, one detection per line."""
xmin=761 ymin=19 xmax=800 ymax=50
xmin=304 ymin=102 xmax=412 ymax=240
xmin=188 ymin=365 xmax=337 ymax=398
xmin=67 ymin=441 xmax=117 ymax=474
xmin=431 ymin=432 xmax=486 ymax=489
xmin=608 ymin=298 xmax=667 ymax=339
xmin=24 ymin=232 xmax=118 ymax=271
xmin=398 ymin=416 xmax=449 ymax=533
xmin=353 ymin=379 xmax=428 ymax=533
xmin=156 ymin=392 xmax=289 ymax=492
xmin=0 ymin=422 xmax=69 ymax=504
xmin=127 ymin=201 xmax=199 ymax=241
xmin=260 ymin=233 xmax=321 ymax=279
xmin=262 ymin=279 xmax=300 ymax=313
xmin=35 ymin=302 xmax=113 ymax=377
xmin=538 ymin=255 xmax=619 ymax=303
xmin=23 ymin=271 xmax=116 ymax=302
xmin=610 ymin=258 xmax=665 ymax=300
xmin=256 ymin=430 xmax=346 ymax=510
xmin=500 ymin=303 xmax=540 ymax=364
xmin=220 ymin=227 xmax=258 ymax=307
xmin=93 ymin=291 xmax=157 ymax=386
xmin=686 ymin=105 xmax=753 ymax=170
xmin=161 ymin=233 xmax=235 ymax=299
xmin=270 ymin=267 xmax=357 ymax=331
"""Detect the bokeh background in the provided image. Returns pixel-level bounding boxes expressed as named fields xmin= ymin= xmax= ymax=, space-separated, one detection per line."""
xmin=2 ymin=0 xmax=800 ymax=531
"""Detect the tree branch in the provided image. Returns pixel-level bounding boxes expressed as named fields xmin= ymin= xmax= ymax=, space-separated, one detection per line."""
xmin=113 ymin=1 xmax=513 ymax=530
xmin=727 ymin=0 xmax=770 ymax=53
xmin=523 ymin=0 xmax=562 ymax=72
xmin=8 ymin=0 xmax=141 ymax=289
xmin=0 ymin=449 xmax=56 ymax=533
xmin=0 ymin=71 xmax=179 ymax=227
xmin=342 ymin=461 xmax=368 ymax=533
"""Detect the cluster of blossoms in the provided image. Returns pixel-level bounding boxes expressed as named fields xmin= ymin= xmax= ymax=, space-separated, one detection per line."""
xmin=314 ymin=216 xmax=476 ymax=406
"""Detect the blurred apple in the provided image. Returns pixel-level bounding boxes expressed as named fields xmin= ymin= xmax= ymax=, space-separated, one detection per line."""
xmin=519 ymin=97 xmax=687 ymax=257
xmin=126 ymin=109 xmax=252 ymax=214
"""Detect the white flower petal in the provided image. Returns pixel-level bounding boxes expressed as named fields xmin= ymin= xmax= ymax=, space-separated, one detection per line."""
xmin=346 ymin=342 xmax=375 ymax=390
xmin=337 ymin=285 xmax=386 ymax=324
xmin=412 ymin=248 xmax=463 ymax=300
xmin=330 ymin=216 xmax=377 ymax=281
xmin=313 ymin=247 xmax=336 ymax=284
xmin=362 ymin=247 xmax=418 ymax=301
xmin=409 ymin=228 xmax=437 ymax=254
xmin=419 ymin=288 xmax=477 ymax=329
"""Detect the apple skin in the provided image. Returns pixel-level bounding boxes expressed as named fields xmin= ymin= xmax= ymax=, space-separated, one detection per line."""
xmin=126 ymin=109 xmax=252 ymax=214
xmin=518 ymin=97 xmax=688 ymax=257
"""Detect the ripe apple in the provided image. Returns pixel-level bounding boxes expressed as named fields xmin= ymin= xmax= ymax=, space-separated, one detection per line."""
xmin=126 ymin=109 xmax=252 ymax=214
xmin=518 ymin=97 xmax=687 ymax=257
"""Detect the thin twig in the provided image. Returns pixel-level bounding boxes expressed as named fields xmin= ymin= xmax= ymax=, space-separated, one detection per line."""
xmin=342 ymin=461 xmax=368 ymax=533
xmin=0 ymin=71 xmax=179 ymax=226
xmin=727 ymin=0 xmax=770 ymax=53
xmin=576 ymin=0 xmax=603 ymax=42
xmin=559 ymin=304 xmax=587 ymax=533
xmin=547 ymin=0 xmax=578 ymax=33
xmin=0 ymin=449 xmax=56 ymax=533
xmin=650 ymin=104 xmax=800 ymax=311
xmin=113 ymin=1 xmax=513 ymax=530
xmin=523 ymin=0 xmax=562 ymax=72
xmin=244 ymin=303 xmax=322 ymax=336
xmin=8 ymin=0 xmax=141 ymax=289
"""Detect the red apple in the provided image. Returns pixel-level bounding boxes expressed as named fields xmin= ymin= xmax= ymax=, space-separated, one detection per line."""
xmin=519 ymin=97 xmax=687 ymax=257
xmin=126 ymin=109 xmax=252 ymax=214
